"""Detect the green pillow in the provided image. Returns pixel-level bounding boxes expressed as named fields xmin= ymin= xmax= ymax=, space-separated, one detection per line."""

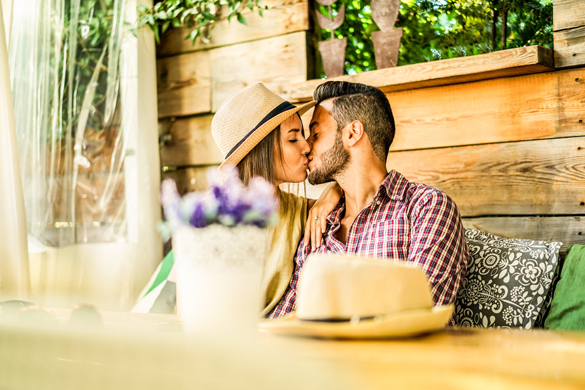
xmin=544 ymin=245 xmax=585 ymax=331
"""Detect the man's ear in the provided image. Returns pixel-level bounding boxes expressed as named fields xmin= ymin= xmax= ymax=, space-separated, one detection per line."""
xmin=345 ymin=120 xmax=365 ymax=147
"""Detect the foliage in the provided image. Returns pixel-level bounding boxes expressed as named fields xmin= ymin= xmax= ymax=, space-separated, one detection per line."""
xmin=57 ymin=0 xmax=122 ymax=137
xmin=318 ymin=0 xmax=553 ymax=76
xmin=136 ymin=0 xmax=266 ymax=44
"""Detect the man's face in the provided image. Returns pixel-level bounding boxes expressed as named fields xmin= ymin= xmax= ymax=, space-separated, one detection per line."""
xmin=307 ymin=100 xmax=350 ymax=185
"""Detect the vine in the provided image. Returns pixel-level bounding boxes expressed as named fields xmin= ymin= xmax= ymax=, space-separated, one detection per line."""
xmin=136 ymin=0 xmax=266 ymax=44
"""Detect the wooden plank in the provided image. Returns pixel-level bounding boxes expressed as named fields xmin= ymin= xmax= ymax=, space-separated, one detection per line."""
xmin=210 ymin=31 xmax=309 ymax=112
xmin=159 ymin=115 xmax=224 ymax=167
xmin=462 ymin=216 xmax=585 ymax=256
xmin=388 ymin=68 xmax=585 ymax=151
xmin=386 ymin=137 xmax=585 ymax=217
xmin=554 ymin=0 xmax=585 ymax=31
xmin=554 ymin=26 xmax=585 ymax=69
xmin=290 ymin=46 xmax=554 ymax=103
xmin=157 ymin=0 xmax=309 ymax=57
xmin=162 ymin=166 xmax=217 ymax=195
xmin=157 ymin=50 xmax=211 ymax=118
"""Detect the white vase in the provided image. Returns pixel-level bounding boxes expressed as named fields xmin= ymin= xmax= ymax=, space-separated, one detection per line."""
xmin=173 ymin=224 xmax=269 ymax=336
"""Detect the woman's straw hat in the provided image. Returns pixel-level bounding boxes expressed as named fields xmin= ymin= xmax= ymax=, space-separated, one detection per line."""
xmin=211 ymin=83 xmax=317 ymax=172
xmin=259 ymin=254 xmax=454 ymax=339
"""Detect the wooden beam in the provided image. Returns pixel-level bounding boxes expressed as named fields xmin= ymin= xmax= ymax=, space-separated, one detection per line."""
xmin=157 ymin=0 xmax=309 ymax=57
xmin=290 ymin=46 xmax=554 ymax=103
xmin=388 ymin=68 xmax=585 ymax=151
xmin=554 ymin=0 xmax=585 ymax=31
xmin=157 ymin=50 xmax=211 ymax=118
xmin=210 ymin=31 xmax=308 ymax=112
xmin=462 ymin=216 xmax=585 ymax=256
xmin=159 ymin=115 xmax=224 ymax=167
xmin=554 ymin=26 xmax=585 ymax=69
xmin=386 ymin=136 xmax=585 ymax=217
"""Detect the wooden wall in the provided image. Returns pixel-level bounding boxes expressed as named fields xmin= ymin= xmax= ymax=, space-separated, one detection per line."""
xmin=156 ymin=0 xmax=585 ymax=252
xmin=290 ymin=0 xmax=585 ymax=253
xmin=157 ymin=0 xmax=314 ymax=192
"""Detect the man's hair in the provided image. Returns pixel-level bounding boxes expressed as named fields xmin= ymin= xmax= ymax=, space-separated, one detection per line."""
xmin=313 ymin=81 xmax=395 ymax=163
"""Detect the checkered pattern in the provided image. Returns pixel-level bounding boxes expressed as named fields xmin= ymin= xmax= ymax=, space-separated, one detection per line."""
xmin=269 ymin=170 xmax=469 ymax=319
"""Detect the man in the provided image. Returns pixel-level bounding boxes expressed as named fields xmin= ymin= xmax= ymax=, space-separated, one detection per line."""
xmin=269 ymin=81 xmax=469 ymax=318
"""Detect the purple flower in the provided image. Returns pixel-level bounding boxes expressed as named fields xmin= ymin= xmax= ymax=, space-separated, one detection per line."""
xmin=160 ymin=167 xmax=278 ymax=230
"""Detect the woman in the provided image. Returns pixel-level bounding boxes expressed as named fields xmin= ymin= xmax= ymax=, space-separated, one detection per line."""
xmin=211 ymin=82 xmax=342 ymax=317
xmin=134 ymin=83 xmax=341 ymax=316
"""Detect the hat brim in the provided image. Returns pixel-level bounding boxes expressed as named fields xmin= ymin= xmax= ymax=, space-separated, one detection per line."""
xmin=258 ymin=305 xmax=454 ymax=339
xmin=219 ymin=100 xmax=317 ymax=173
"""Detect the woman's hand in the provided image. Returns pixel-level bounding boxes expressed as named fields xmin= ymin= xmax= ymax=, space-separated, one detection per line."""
xmin=304 ymin=182 xmax=343 ymax=251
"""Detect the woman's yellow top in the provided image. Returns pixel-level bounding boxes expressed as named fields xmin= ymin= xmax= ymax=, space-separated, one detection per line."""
xmin=260 ymin=189 xmax=307 ymax=317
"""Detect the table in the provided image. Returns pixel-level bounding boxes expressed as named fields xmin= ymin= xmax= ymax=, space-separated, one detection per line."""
xmin=1 ymin=310 xmax=585 ymax=390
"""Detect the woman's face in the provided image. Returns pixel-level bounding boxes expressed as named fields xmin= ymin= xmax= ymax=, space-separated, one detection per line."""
xmin=274 ymin=114 xmax=311 ymax=185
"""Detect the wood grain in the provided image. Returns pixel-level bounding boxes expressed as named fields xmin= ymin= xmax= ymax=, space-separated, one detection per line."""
xmin=210 ymin=31 xmax=309 ymax=112
xmin=290 ymin=46 xmax=554 ymax=102
xmin=162 ymin=166 xmax=218 ymax=195
xmin=386 ymin=136 xmax=585 ymax=217
xmin=157 ymin=50 xmax=211 ymax=118
xmin=554 ymin=26 xmax=585 ymax=69
xmin=157 ymin=0 xmax=309 ymax=56
xmin=553 ymin=0 xmax=585 ymax=31
xmin=388 ymin=68 xmax=585 ymax=151
xmin=462 ymin=216 xmax=585 ymax=255
xmin=159 ymin=115 xmax=224 ymax=167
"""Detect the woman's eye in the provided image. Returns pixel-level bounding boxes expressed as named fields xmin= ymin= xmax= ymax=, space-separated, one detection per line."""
xmin=289 ymin=139 xmax=298 ymax=143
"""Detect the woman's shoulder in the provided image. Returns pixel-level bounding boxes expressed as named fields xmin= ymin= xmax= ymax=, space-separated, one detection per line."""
xmin=277 ymin=188 xmax=307 ymax=215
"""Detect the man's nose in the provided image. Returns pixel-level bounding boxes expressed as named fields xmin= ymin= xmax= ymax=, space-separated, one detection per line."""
xmin=300 ymin=137 xmax=311 ymax=156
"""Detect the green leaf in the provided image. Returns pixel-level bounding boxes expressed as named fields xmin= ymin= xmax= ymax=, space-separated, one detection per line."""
xmin=202 ymin=11 xmax=216 ymax=21
xmin=258 ymin=8 xmax=263 ymax=17
xmin=137 ymin=5 xmax=149 ymax=14
xmin=153 ymin=25 xmax=160 ymax=44
xmin=237 ymin=12 xmax=247 ymax=26
xmin=162 ymin=20 xmax=171 ymax=34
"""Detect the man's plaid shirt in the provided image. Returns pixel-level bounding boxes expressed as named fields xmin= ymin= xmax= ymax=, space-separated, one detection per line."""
xmin=269 ymin=170 xmax=469 ymax=318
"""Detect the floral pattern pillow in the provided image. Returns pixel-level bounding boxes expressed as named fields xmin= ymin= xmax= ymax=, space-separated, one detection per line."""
xmin=453 ymin=228 xmax=562 ymax=329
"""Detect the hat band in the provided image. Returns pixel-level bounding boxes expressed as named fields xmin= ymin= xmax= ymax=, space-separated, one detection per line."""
xmin=225 ymin=101 xmax=296 ymax=159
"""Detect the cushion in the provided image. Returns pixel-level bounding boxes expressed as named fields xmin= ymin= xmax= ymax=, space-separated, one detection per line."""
xmin=544 ymin=245 xmax=585 ymax=331
xmin=453 ymin=228 xmax=562 ymax=329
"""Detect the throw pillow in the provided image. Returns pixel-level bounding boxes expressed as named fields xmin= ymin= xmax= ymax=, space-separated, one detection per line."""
xmin=454 ymin=228 xmax=562 ymax=329
xmin=544 ymin=245 xmax=585 ymax=331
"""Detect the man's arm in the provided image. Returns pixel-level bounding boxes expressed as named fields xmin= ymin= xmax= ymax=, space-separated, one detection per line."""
xmin=408 ymin=189 xmax=469 ymax=306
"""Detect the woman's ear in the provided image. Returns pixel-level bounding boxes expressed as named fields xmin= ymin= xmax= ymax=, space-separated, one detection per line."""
xmin=345 ymin=120 xmax=364 ymax=147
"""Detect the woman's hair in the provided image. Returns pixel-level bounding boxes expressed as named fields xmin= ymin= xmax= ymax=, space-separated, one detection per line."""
xmin=237 ymin=125 xmax=285 ymax=186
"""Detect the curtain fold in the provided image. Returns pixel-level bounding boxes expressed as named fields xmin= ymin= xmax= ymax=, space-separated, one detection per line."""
xmin=0 ymin=0 xmax=31 ymax=301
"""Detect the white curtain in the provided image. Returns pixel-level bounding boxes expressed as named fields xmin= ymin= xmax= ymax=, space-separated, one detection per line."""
xmin=0 ymin=0 xmax=30 ymax=301
xmin=9 ymin=0 xmax=161 ymax=310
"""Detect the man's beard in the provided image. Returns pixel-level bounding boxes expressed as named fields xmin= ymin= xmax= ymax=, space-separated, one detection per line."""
xmin=308 ymin=131 xmax=350 ymax=185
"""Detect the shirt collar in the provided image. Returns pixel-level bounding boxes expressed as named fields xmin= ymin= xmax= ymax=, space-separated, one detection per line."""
xmin=324 ymin=170 xmax=409 ymax=226
xmin=383 ymin=170 xmax=410 ymax=201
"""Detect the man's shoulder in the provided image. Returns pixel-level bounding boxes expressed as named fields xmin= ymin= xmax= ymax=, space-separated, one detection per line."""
xmin=400 ymin=177 xmax=450 ymax=203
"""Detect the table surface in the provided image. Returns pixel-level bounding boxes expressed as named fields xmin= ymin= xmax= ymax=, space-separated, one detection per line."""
xmin=3 ymin=309 xmax=585 ymax=390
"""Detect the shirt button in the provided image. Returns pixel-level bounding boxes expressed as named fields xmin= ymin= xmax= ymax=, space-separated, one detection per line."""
xmin=376 ymin=201 xmax=381 ymax=205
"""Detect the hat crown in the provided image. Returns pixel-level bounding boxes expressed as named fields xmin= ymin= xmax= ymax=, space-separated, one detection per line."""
xmin=212 ymin=83 xmax=287 ymax=159
xmin=297 ymin=254 xmax=434 ymax=320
